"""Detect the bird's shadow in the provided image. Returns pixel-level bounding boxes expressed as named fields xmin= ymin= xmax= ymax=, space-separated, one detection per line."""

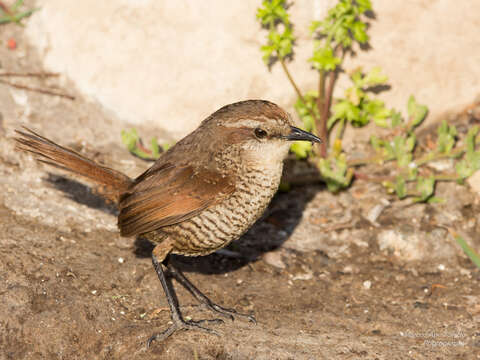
xmin=44 ymin=165 xmax=319 ymax=275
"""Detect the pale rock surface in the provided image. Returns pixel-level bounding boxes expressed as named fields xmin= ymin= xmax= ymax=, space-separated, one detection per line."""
xmin=24 ymin=0 xmax=480 ymax=137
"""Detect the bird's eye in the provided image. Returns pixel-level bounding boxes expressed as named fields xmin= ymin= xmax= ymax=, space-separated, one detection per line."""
xmin=254 ymin=128 xmax=267 ymax=139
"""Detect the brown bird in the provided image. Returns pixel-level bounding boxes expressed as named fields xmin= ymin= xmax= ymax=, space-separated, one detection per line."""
xmin=15 ymin=100 xmax=321 ymax=345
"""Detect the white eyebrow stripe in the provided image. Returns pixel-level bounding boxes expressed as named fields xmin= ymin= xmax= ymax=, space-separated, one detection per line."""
xmin=219 ymin=116 xmax=282 ymax=128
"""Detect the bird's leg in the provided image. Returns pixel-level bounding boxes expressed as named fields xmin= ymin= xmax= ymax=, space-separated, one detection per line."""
xmin=147 ymin=244 xmax=222 ymax=348
xmin=167 ymin=261 xmax=256 ymax=324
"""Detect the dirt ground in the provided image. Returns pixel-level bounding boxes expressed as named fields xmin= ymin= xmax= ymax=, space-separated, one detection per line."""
xmin=1 ymin=21 xmax=480 ymax=360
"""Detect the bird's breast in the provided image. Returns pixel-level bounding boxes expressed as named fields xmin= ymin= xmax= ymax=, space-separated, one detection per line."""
xmin=167 ymin=162 xmax=284 ymax=256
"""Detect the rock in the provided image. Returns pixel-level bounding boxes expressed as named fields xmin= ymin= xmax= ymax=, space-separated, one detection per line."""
xmin=25 ymin=0 xmax=480 ymax=135
xmin=262 ymin=251 xmax=286 ymax=269
xmin=377 ymin=227 xmax=459 ymax=261
xmin=467 ymin=171 xmax=480 ymax=196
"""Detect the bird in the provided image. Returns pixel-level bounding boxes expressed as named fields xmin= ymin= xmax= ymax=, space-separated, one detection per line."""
xmin=15 ymin=99 xmax=322 ymax=346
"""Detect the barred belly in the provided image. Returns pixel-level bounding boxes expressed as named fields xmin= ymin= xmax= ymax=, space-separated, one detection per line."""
xmin=165 ymin=166 xmax=282 ymax=256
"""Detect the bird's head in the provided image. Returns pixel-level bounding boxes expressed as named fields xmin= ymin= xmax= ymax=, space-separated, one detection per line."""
xmin=204 ymin=100 xmax=322 ymax=166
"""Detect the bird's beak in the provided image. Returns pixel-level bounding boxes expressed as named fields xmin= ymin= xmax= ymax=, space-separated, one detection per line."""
xmin=285 ymin=126 xmax=322 ymax=143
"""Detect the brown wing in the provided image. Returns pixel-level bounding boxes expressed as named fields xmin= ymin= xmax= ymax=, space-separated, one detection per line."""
xmin=118 ymin=163 xmax=235 ymax=237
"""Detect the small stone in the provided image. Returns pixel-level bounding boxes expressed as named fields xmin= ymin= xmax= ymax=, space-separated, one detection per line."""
xmin=460 ymin=268 xmax=471 ymax=277
xmin=292 ymin=271 xmax=313 ymax=281
xmin=118 ymin=257 xmax=125 ymax=264
xmin=263 ymin=251 xmax=286 ymax=269
xmin=437 ymin=264 xmax=445 ymax=271
xmin=91 ymin=290 xmax=97 ymax=295
xmin=467 ymin=171 xmax=480 ymax=195
xmin=363 ymin=280 xmax=372 ymax=290
xmin=366 ymin=199 xmax=390 ymax=225
xmin=427 ymin=159 xmax=454 ymax=172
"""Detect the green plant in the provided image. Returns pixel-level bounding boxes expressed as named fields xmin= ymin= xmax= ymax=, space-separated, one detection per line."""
xmin=121 ymin=128 xmax=169 ymax=161
xmin=122 ymin=0 xmax=480 ymax=205
xmin=450 ymin=230 xmax=480 ymax=270
xmin=256 ymin=0 xmax=480 ymax=198
xmin=0 ymin=0 xmax=38 ymax=25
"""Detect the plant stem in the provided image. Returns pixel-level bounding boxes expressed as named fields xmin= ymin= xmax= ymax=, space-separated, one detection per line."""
xmin=316 ymin=69 xmax=326 ymax=156
xmin=415 ymin=149 xmax=464 ymax=166
xmin=432 ymin=173 xmax=460 ymax=182
xmin=451 ymin=233 xmax=480 ymax=270
xmin=279 ymin=58 xmax=322 ymax=157
xmin=280 ymin=58 xmax=306 ymax=107
xmin=335 ymin=118 xmax=345 ymax=141
xmin=317 ymin=70 xmax=325 ymax=116
xmin=347 ymin=153 xmax=386 ymax=167
xmin=317 ymin=69 xmax=336 ymax=157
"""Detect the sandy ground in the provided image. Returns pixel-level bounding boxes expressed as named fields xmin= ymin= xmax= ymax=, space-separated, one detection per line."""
xmin=1 ymin=18 xmax=480 ymax=360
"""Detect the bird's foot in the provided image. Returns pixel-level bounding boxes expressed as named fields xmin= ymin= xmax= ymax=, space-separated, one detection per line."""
xmin=147 ymin=317 xmax=223 ymax=348
xmin=203 ymin=301 xmax=256 ymax=324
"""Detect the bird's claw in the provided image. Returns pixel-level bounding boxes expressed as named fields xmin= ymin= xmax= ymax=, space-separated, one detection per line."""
xmin=146 ymin=318 xmax=222 ymax=348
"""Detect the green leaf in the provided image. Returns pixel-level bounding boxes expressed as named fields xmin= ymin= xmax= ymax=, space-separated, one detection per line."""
xmin=0 ymin=0 xmax=38 ymax=25
xmin=317 ymin=154 xmax=354 ymax=192
xmin=121 ymin=128 xmax=139 ymax=152
xmin=454 ymin=234 xmax=480 ymax=270
xmin=414 ymin=177 xmax=435 ymax=202
xmin=294 ymin=91 xmax=318 ymax=132
xmin=427 ymin=197 xmax=444 ymax=204
xmin=260 ymin=44 xmax=275 ymax=65
xmin=391 ymin=135 xmax=414 ymax=168
xmin=309 ymin=20 xmax=322 ymax=34
xmin=356 ymin=0 xmax=373 ymax=13
xmin=364 ymin=99 xmax=391 ymax=127
xmin=290 ymin=141 xmax=312 ymax=159
xmin=121 ymin=128 xmax=163 ymax=160
xmin=466 ymin=126 xmax=479 ymax=155
xmin=350 ymin=68 xmax=364 ymax=87
xmin=260 ymin=26 xmax=295 ymax=64
xmin=150 ymin=137 xmax=160 ymax=158
xmin=370 ymin=135 xmax=384 ymax=152
xmin=162 ymin=143 xmax=172 ymax=152
xmin=331 ymin=100 xmax=365 ymax=126
xmin=345 ymin=86 xmax=363 ymax=106
xmin=327 ymin=114 xmax=340 ymax=130
xmin=257 ymin=0 xmax=295 ymax=66
xmin=309 ymin=45 xmax=341 ymax=71
xmin=352 ymin=21 xmax=368 ymax=43
xmin=390 ymin=110 xmax=404 ymax=128
xmin=436 ymin=120 xmax=457 ymax=154
xmin=12 ymin=0 xmax=25 ymax=11
xmin=256 ymin=0 xmax=288 ymax=26
xmin=395 ymin=176 xmax=407 ymax=199
xmin=407 ymin=95 xmax=428 ymax=128
xmin=456 ymin=159 xmax=472 ymax=179
xmin=405 ymin=133 xmax=416 ymax=152
xmin=456 ymin=126 xmax=480 ymax=179
xmin=362 ymin=66 xmax=388 ymax=87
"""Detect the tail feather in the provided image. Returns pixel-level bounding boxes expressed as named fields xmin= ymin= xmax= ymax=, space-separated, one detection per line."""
xmin=15 ymin=127 xmax=132 ymax=202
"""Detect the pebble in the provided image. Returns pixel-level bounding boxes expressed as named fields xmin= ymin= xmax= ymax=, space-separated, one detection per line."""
xmin=263 ymin=251 xmax=286 ymax=269
xmin=363 ymin=280 xmax=372 ymax=290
